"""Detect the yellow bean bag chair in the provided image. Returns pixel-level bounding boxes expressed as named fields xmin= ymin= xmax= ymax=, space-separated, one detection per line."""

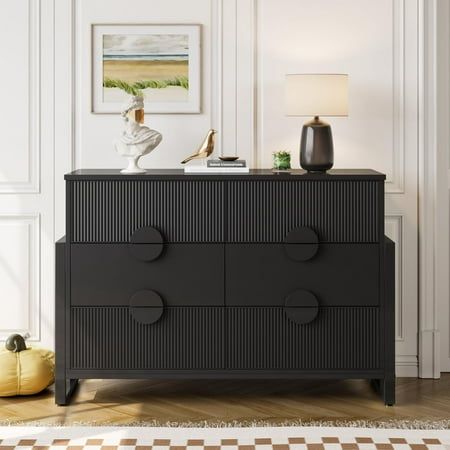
xmin=0 ymin=334 xmax=55 ymax=396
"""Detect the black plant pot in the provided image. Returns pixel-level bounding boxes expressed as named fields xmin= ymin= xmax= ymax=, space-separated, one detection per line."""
xmin=300 ymin=116 xmax=334 ymax=172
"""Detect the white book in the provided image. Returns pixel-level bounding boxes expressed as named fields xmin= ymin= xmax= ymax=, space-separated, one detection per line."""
xmin=183 ymin=166 xmax=250 ymax=173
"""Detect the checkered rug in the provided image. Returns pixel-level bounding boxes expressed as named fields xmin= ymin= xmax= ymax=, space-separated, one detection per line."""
xmin=0 ymin=427 xmax=449 ymax=450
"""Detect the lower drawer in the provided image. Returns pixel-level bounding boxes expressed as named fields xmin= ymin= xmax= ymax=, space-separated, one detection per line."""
xmin=70 ymin=307 xmax=224 ymax=370
xmin=227 ymin=307 xmax=381 ymax=370
xmin=70 ymin=306 xmax=381 ymax=371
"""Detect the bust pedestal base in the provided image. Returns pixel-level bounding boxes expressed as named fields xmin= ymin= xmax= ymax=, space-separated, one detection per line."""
xmin=120 ymin=155 xmax=146 ymax=174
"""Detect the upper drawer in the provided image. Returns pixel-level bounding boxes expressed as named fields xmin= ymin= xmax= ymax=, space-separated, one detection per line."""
xmin=69 ymin=180 xmax=225 ymax=242
xmin=227 ymin=180 xmax=382 ymax=242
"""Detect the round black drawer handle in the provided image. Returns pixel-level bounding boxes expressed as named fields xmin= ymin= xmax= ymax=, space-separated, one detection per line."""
xmin=129 ymin=290 xmax=164 ymax=325
xmin=129 ymin=226 xmax=164 ymax=262
xmin=284 ymin=227 xmax=319 ymax=261
xmin=284 ymin=289 xmax=319 ymax=325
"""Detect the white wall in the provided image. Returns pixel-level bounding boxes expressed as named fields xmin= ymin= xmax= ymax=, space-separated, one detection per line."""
xmin=74 ymin=0 xmax=217 ymax=169
xmin=1 ymin=0 xmax=445 ymax=377
xmin=0 ymin=0 xmax=54 ymax=348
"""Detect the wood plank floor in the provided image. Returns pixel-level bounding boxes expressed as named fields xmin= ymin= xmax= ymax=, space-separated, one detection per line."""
xmin=0 ymin=376 xmax=449 ymax=425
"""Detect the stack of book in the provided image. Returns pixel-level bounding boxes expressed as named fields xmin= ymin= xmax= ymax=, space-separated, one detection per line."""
xmin=184 ymin=159 xmax=249 ymax=173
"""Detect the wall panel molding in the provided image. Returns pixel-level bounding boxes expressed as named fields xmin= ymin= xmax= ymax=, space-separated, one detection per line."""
xmin=418 ymin=0 xmax=446 ymax=378
xmin=221 ymin=0 xmax=256 ymax=165
xmin=385 ymin=215 xmax=404 ymax=341
xmin=0 ymin=214 xmax=40 ymax=341
xmin=231 ymin=0 xmax=410 ymax=185
xmin=211 ymin=0 xmax=223 ymax=155
xmin=387 ymin=0 xmax=406 ymax=193
xmin=0 ymin=0 xmax=40 ymax=194
xmin=437 ymin=0 xmax=450 ymax=373
xmin=243 ymin=0 xmax=409 ymax=184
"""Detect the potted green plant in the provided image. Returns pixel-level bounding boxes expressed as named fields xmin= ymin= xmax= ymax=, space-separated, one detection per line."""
xmin=273 ymin=150 xmax=291 ymax=170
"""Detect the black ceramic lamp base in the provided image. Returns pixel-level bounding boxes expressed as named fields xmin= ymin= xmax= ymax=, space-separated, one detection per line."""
xmin=300 ymin=116 xmax=334 ymax=172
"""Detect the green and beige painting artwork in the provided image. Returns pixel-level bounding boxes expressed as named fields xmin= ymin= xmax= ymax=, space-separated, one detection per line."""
xmin=102 ymin=34 xmax=189 ymax=103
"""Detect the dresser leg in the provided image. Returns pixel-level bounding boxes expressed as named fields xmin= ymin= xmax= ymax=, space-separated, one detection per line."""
xmin=55 ymin=378 xmax=78 ymax=406
xmin=382 ymin=378 xmax=395 ymax=406
xmin=371 ymin=378 xmax=395 ymax=406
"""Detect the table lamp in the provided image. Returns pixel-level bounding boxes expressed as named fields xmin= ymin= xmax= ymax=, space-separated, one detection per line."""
xmin=285 ymin=74 xmax=348 ymax=172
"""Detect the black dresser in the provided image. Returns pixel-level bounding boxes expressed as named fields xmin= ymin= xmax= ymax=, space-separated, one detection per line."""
xmin=55 ymin=169 xmax=395 ymax=405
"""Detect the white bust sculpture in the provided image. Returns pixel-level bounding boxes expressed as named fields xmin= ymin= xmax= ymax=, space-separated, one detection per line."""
xmin=114 ymin=95 xmax=162 ymax=174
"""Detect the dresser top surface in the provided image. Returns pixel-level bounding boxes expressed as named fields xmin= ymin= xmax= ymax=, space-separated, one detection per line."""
xmin=65 ymin=169 xmax=385 ymax=181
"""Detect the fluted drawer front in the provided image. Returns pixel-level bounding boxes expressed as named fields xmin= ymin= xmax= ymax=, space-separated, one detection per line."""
xmin=227 ymin=307 xmax=381 ymax=370
xmin=227 ymin=180 xmax=380 ymax=242
xmin=71 ymin=307 xmax=224 ymax=370
xmin=71 ymin=180 xmax=224 ymax=242
xmin=71 ymin=306 xmax=379 ymax=371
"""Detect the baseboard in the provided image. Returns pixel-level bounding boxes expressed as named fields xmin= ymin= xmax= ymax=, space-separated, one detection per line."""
xmin=419 ymin=329 xmax=440 ymax=378
xmin=395 ymin=355 xmax=418 ymax=377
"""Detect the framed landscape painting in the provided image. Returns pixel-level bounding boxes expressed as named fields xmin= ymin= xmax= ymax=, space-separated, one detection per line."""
xmin=92 ymin=24 xmax=201 ymax=113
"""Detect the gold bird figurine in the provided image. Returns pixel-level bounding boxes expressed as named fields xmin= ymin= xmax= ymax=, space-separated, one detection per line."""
xmin=181 ymin=129 xmax=217 ymax=164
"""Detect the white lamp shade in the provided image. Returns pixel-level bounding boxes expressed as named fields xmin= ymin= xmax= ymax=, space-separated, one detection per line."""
xmin=285 ymin=74 xmax=348 ymax=117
